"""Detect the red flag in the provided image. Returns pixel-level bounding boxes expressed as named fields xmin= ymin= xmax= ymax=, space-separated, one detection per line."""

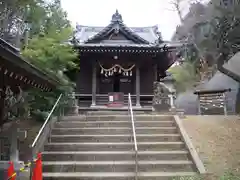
xmin=32 ymin=153 xmax=43 ymax=180
xmin=7 ymin=161 xmax=16 ymax=180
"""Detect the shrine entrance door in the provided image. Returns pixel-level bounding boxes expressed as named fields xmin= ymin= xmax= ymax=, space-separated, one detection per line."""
xmin=113 ymin=74 xmax=120 ymax=92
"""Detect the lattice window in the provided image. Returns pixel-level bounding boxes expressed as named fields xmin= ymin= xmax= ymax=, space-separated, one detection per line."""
xmin=0 ymin=137 xmax=10 ymax=160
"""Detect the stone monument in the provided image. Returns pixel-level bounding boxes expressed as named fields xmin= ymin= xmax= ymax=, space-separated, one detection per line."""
xmin=153 ymin=81 xmax=175 ymax=112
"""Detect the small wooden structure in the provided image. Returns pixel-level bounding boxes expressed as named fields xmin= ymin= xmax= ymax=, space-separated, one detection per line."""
xmin=0 ymin=38 xmax=59 ymax=127
xmin=0 ymin=37 xmax=59 ymax=174
xmin=194 ymin=89 xmax=231 ymax=115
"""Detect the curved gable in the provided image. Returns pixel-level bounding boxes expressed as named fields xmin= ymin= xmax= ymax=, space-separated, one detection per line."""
xmin=84 ymin=10 xmax=149 ymax=44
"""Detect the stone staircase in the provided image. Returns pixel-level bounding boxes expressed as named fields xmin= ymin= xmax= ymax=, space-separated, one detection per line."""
xmin=42 ymin=115 xmax=204 ymax=180
xmin=96 ymin=95 xmax=137 ymax=106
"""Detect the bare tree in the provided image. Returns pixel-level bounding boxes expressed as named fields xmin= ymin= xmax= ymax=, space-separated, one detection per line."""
xmin=170 ymin=0 xmax=185 ymax=23
xmin=169 ymin=0 xmax=213 ymax=80
xmin=0 ymin=0 xmax=28 ymax=46
xmin=169 ymin=0 xmax=202 ymax=24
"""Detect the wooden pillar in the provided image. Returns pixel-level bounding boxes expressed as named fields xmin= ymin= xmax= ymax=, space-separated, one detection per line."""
xmin=9 ymin=124 xmax=26 ymax=162
xmin=197 ymin=95 xmax=202 ymax=115
xmin=0 ymin=70 xmax=5 ymax=127
xmin=91 ymin=64 xmax=97 ymax=107
xmin=223 ymin=93 xmax=227 ymax=116
xmin=136 ymin=65 xmax=141 ymax=107
xmin=10 ymin=126 xmax=19 ymax=162
xmin=0 ymin=98 xmax=4 ymax=127
xmin=154 ymin=65 xmax=158 ymax=81
xmin=156 ymin=64 xmax=160 ymax=82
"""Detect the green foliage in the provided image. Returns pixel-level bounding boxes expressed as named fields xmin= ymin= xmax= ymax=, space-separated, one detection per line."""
xmin=172 ymin=175 xmax=203 ymax=180
xmin=169 ymin=62 xmax=198 ymax=92
xmin=0 ymin=0 xmax=76 ymax=125
xmin=21 ymin=0 xmax=78 ymax=85
xmin=22 ymin=27 xmax=78 ymax=74
xmin=171 ymin=171 xmax=240 ymax=180
xmin=31 ymin=110 xmax=48 ymax=122
xmin=44 ymin=0 xmax=70 ymax=35
xmin=1 ymin=0 xmax=72 ymax=45
xmin=18 ymin=0 xmax=78 ymax=119
xmin=220 ymin=172 xmax=240 ymax=180
xmin=22 ymin=28 xmax=78 ymax=116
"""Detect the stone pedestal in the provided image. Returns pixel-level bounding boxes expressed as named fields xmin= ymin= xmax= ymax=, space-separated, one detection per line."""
xmin=73 ymin=99 xmax=79 ymax=115
xmin=68 ymin=92 xmax=78 ymax=115
xmin=0 ymin=122 xmax=27 ymax=180
xmin=153 ymin=81 xmax=172 ymax=112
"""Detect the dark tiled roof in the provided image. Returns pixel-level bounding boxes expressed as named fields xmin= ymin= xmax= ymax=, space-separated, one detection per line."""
xmin=194 ymin=88 xmax=231 ymax=95
xmin=85 ymin=10 xmax=150 ymax=44
xmin=74 ymin=10 xmax=160 ymax=44
xmin=75 ymin=24 xmax=160 ymax=44
xmin=0 ymin=38 xmax=60 ymax=88
xmin=0 ymin=38 xmax=20 ymax=54
xmin=74 ymin=10 xmax=186 ymax=52
xmin=77 ymin=41 xmax=184 ymax=49
xmin=78 ymin=43 xmax=156 ymax=48
xmin=222 ymin=52 xmax=240 ymax=82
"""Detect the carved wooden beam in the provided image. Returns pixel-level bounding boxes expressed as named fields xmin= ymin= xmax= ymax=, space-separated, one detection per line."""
xmin=0 ymin=65 xmax=49 ymax=91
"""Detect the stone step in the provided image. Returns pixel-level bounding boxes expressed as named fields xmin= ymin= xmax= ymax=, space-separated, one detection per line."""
xmin=42 ymin=150 xmax=190 ymax=161
xmin=82 ymin=116 xmax=174 ymax=121
xmin=60 ymin=115 xmax=173 ymax=122
xmin=60 ymin=116 xmax=87 ymax=121
xmin=42 ymin=160 xmax=195 ymax=173
xmin=51 ymin=127 xmax=178 ymax=135
xmin=86 ymin=111 xmax=148 ymax=116
xmin=50 ymin=134 xmax=181 ymax=143
xmin=54 ymin=121 xmax=176 ymax=128
xmin=43 ymin=172 xmax=196 ymax=180
xmin=95 ymin=101 xmax=138 ymax=106
xmin=44 ymin=142 xmax=186 ymax=151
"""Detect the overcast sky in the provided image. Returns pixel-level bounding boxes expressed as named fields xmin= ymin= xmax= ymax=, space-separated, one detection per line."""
xmin=61 ymin=0 xmax=189 ymax=41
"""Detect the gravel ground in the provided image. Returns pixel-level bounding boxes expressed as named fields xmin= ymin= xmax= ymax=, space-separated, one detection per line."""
xmin=182 ymin=115 xmax=240 ymax=178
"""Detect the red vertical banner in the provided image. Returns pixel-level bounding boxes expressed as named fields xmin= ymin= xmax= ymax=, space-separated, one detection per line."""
xmin=32 ymin=153 xmax=43 ymax=180
xmin=7 ymin=162 xmax=16 ymax=180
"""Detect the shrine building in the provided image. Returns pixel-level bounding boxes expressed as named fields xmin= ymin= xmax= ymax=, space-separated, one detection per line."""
xmin=72 ymin=10 xmax=181 ymax=109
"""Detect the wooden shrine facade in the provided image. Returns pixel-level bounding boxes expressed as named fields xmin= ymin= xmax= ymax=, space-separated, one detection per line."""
xmin=73 ymin=10 xmax=180 ymax=107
